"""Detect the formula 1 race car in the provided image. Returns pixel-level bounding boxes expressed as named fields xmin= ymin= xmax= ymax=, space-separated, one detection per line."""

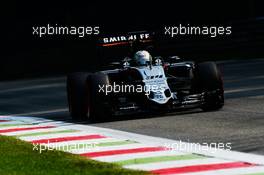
xmin=67 ymin=32 xmax=224 ymax=121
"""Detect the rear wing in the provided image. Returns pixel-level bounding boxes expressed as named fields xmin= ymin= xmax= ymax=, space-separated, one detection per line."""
xmin=96 ymin=31 xmax=156 ymax=62
xmin=97 ymin=31 xmax=154 ymax=47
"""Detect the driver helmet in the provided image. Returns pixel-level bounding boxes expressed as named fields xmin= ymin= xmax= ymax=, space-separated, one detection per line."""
xmin=134 ymin=50 xmax=152 ymax=66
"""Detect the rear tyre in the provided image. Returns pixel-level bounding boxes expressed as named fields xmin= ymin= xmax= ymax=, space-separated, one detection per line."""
xmin=67 ymin=72 xmax=90 ymax=121
xmin=196 ymin=62 xmax=224 ymax=111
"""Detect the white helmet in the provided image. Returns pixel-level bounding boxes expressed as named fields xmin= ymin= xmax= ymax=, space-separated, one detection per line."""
xmin=134 ymin=50 xmax=152 ymax=66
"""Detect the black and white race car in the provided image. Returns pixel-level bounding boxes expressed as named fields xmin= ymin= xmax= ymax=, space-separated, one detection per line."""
xmin=67 ymin=32 xmax=224 ymax=121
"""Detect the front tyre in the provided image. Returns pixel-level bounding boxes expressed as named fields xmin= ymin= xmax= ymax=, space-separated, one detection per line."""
xmin=67 ymin=72 xmax=112 ymax=122
xmin=196 ymin=62 xmax=224 ymax=111
xmin=89 ymin=73 xmax=112 ymax=121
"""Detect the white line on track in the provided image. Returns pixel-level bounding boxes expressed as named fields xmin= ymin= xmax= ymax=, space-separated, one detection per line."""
xmin=7 ymin=108 xmax=68 ymax=116
xmin=0 ymin=83 xmax=65 ymax=94
xmin=225 ymin=86 xmax=264 ymax=94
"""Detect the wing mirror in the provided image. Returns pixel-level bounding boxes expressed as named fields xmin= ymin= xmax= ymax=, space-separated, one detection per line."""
xmin=169 ymin=56 xmax=182 ymax=62
xmin=154 ymin=56 xmax=163 ymax=66
xmin=123 ymin=61 xmax=130 ymax=68
xmin=123 ymin=57 xmax=131 ymax=68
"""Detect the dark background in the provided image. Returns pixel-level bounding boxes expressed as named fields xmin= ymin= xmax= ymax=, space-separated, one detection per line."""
xmin=4 ymin=1 xmax=264 ymax=79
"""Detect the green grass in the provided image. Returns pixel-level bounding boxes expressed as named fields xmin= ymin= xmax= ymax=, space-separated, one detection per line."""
xmin=0 ymin=135 xmax=150 ymax=175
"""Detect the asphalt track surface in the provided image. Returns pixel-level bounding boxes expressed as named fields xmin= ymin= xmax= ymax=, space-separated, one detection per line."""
xmin=0 ymin=59 xmax=264 ymax=155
